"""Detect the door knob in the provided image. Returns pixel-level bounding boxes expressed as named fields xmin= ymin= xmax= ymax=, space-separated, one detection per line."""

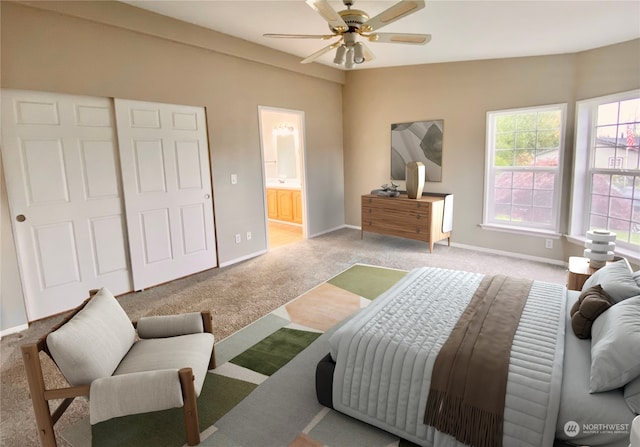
xmin=16 ymin=214 xmax=26 ymax=222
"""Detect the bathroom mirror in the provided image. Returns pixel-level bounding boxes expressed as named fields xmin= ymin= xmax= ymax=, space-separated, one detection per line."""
xmin=276 ymin=134 xmax=297 ymax=180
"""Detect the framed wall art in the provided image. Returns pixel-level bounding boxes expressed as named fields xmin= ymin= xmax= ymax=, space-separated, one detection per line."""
xmin=391 ymin=119 xmax=443 ymax=183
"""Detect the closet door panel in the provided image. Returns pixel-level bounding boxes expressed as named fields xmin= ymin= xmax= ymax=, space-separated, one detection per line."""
xmin=1 ymin=90 xmax=131 ymax=320
xmin=115 ymin=99 xmax=216 ymax=291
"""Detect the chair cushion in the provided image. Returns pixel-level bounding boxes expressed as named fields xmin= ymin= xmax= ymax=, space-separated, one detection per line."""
xmin=47 ymin=288 xmax=135 ymax=386
xmin=136 ymin=312 xmax=204 ymax=339
xmin=90 ymin=369 xmax=185 ymax=424
xmin=114 ymin=332 xmax=214 ymax=395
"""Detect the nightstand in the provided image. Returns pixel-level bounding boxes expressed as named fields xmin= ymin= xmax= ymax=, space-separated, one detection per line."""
xmin=566 ymin=256 xmax=621 ymax=291
xmin=567 ymin=256 xmax=597 ymax=291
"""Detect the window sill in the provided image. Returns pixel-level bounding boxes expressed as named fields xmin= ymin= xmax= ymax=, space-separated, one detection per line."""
xmin=480 ymin=224 xmax=562 ymax=239
xmin=565 ymin=235 xmax=640 ymax=265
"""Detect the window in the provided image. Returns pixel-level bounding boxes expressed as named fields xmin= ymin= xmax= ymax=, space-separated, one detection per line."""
xmin=571 ymin=90 xmax=640 ymax=256
xmin=484 ymin=104 xmax=566 ymax=234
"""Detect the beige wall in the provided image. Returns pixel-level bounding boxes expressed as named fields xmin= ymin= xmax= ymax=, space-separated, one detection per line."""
xmin=343 ymin=40 xmax=640 ymax=263
xmin=0 ymin=1 xmax=345 ymax=330
xmin=575 ymin=39 xmax=640 ymax=101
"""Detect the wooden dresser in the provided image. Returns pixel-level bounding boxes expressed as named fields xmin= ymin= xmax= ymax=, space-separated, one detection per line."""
xmin=361 ymin=194 xmax=451 ymax=253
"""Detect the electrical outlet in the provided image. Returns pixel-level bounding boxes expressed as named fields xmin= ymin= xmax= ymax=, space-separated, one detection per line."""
xmin=545 ymin=239 xmax=553 ymax=249
xmin=246 ymin=231 xmax=252 ymax=241
xmin=235 ymin=234 xmax=241 ymax=244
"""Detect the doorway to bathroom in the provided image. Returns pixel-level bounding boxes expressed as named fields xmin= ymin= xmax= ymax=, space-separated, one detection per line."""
xmin=258 ymin=106 xmax=307 ymax=249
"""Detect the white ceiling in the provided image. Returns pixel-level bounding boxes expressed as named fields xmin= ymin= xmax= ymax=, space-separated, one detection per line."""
xmin=122 ymin=0 xmax=640 ymax=70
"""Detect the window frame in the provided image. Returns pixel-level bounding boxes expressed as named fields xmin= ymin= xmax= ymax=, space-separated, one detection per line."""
xmin=569 ymin=89 xmax=640 ymax=260
xmin=483 ymin=103 xmax=567 ymax=236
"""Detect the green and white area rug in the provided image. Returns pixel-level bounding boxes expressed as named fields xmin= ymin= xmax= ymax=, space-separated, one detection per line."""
xmin=61 ymin=264 xmax=418 ymax=447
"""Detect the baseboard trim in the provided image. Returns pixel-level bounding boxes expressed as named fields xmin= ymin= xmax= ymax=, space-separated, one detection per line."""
xmin=219 ymin=249 xmax=267 ymax=268
xmin=448 ymin=241 xmax=567 ymax=267
xmin=349 ymin=226 xmax=566 ymax=267
xmin=308 ymin=224 xmax=350 ymax=238
xmin=0 ymin=323 xmax=29 ymax=338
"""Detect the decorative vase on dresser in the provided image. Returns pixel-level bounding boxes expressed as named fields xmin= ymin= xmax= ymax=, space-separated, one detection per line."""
xmin=405 ymin=161 xmax=425 ymax=199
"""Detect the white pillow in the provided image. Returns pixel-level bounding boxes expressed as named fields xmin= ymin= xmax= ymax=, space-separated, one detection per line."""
xmin=624 ymin=375 xmax=640 ymax=414
xmin=46 ymin=288 xmax=135 ymax=386
xmin=590 ymin=295 xmax=640 ymax=392
xmin=582 ymin=260 xmax=640 ymax=303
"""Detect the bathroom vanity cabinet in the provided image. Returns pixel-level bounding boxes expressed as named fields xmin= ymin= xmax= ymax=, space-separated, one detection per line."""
xmin=267 ymin=188 xmax=302 ymax=224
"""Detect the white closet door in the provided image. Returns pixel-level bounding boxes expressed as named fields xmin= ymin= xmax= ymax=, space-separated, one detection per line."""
xmin=114 ymin=99 xmax=216 ymax=291
xmin=1 ymin=90 xmax=131 ymax=321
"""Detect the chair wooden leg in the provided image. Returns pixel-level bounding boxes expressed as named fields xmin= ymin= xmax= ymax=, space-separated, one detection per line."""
xmin=179 ymin=368 xmax=200 ymax=446
xmin=21 ymin=344 xmax=58 ymax=447
xmin=201 ymin=311 xmax=217 ymax=370
xmin=209 ymin=345 xmax=217 ymax=370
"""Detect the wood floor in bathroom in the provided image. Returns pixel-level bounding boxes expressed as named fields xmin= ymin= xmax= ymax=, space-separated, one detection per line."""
xmin=268 ymin=221 xmax=303 ymax=248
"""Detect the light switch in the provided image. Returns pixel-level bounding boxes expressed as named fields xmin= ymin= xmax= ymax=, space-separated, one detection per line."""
xmin=231 ymin=174 xmax=238 ymax=185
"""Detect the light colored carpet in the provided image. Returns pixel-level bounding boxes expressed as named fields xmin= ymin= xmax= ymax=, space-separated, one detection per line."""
xmin=0 ymin=228 xmax=568 ymax=447
xmin=60 ymin=264 xmax=425 ymax=446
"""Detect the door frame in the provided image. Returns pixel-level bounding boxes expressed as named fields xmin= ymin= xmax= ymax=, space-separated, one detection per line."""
xmin=257 ymin=106 xmax=308 ymax=249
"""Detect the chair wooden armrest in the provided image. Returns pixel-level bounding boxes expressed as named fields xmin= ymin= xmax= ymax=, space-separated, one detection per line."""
xmin=21 ymin=342 xmax=90 ymax=447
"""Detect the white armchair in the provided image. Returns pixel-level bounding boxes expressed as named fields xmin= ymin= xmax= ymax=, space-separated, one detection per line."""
xmin=21 ymin=288 xmax=216 ymax=447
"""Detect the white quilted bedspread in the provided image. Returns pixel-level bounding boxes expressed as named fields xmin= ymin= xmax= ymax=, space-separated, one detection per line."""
xmin=329 ymin=267 xmax=566 ymax=447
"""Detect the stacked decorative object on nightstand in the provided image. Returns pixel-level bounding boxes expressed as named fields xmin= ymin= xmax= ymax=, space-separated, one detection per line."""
xmin=584 ymin=230 xmax=616 ymax=268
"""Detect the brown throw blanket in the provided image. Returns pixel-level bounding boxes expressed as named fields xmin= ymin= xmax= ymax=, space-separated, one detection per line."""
xmin=424 ymin=275 xmax=532 ymax=447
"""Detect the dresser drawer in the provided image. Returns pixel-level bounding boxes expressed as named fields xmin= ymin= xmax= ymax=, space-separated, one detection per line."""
xmin=360 ymin=194 xmax=452 ymax=253
xmin=362 ymin=196 xmax=431 ymax=213
xmin=362 ymin=208 xmax=430 ymax=227
xmin=362 ymin=218 xmax=431 ymax=241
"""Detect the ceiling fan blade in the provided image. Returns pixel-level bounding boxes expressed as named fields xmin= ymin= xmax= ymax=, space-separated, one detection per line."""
xmin=361 ymin=42 xmax=376 ymax=62
xmin=263 ymin=33 xmax=337 ymax=40
xmin=305 ymin=0 xmax=348 ymax=33
xmin=368 ymin=33 xmax=431 ymax=45
xmin=301 ymin=41 xmax=343 ymax=64
xmin=361 ymin=0 xmax=425 ymax=32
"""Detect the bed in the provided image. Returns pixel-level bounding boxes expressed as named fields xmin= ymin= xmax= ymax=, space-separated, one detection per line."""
xmin=315 ymin=261 xmax=640 ymax=447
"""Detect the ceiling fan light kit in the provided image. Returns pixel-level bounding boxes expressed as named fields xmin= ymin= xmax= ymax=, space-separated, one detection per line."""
xmin=354 ymin=42 xmax=365 ymax=64
xmin=264 ymin=0 xmax=431 ymax=69
xmin=333 ymin=45 xmax=347 ymax=64
xmin=345 ymin=47 xmax=355 ymax=69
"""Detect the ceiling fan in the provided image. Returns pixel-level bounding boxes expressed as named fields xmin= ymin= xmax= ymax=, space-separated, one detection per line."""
xmin=264 ymin=0 xmax=430 ymax=68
